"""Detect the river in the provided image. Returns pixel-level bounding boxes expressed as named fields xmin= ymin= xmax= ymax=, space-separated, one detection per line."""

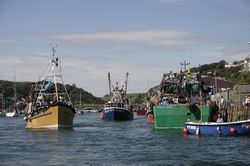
xmin=0 ymin=113 xmax=249 ymax=165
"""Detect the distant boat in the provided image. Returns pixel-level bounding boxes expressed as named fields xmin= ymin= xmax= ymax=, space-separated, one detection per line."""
xmin=24 ymin=46 xmax=76 ymax=128
xmin=185 ymin=120 xmax=250 ymax=136
xmin=0 ymin=111 xmax=4 ymax=117
xmin=5 ymin=66 xmax=18 ymax=118
xmin=6 ymin=108 xmax=18 ymax=117
xmin=101 ymin=72 xmax=133 ymax=121
xmin=136 ymin=106 xmax=147 ymax=116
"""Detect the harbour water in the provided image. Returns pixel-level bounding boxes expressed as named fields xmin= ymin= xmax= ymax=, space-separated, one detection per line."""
xmin=0 ymin=113 xmax=250 ymax=165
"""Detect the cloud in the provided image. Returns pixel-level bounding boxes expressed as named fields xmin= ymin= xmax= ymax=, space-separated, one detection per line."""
xmin=0 ymin=51 xmax=165 ymax=96
xmin=205 ymin=45 xmax=250 ymax=62
xmin=0 ymin=53 xmax=51 ymax=81
xmin=51 ymin=29 xmax=194 ymax=48
xmin=220 ymin=0 xmax=250 ymax=12
xmin=159 ymin=0 xmax=185 ymax=3
xmin=158 ymin=0 xmax=193 ymax=8
xmin=0 ymin=38 xmax=17 ymax=45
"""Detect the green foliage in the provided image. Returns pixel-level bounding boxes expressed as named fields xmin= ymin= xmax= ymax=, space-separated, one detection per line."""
xmin=230 ymin=71 xmax=250 ymax=84
xmin=0 ymin=80 xmax=104 ymax=104
xmin=127 ymin=93 xmax=147 ymax=104
xmin=100 ymin=94 xmax=110 ymax=103
xmin=191 ymin=60 xmax=250 ymax=84
xmin=65 ymin=84 xmax=104 ymax=105
xmin=100 ymin=93 xmax=147 ymax=104
xmin=192 ymin=60 xmax=227 ymax=77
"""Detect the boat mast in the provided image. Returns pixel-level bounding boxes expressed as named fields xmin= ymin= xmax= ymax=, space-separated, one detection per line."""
xmin=108 ymin=72 xmax=111 ymax=96
xmin=200 ymin=90 xmax=203 ymax=122
xmin=52 ymin=46 xmax=59 ymax=102
xmin=180 ymin=60 xmax=190 ymax=72
xmin=124 ymin=72 xmax=129 ymax=95
xmin=79 ymin=92 xmax=82 ymax=107
xmin=13 ymin=66 xmax=17 ymax=102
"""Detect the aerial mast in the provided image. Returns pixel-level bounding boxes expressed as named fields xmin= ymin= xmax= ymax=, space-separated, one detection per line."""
xmin=13 ymin=66 xmax=16 ymax=102
xmin=108 ymin=72 xmax=111 ymax=96
xmin=180 ymin=60 xmax=190 ymax=72
xmin=124 ymin=72 xmax=129 ymax=95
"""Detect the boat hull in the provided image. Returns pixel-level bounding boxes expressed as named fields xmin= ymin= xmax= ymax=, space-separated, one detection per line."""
xmin=154 ymin=104 xmax=213 ymax=129
xmin=6 ymin=111 xmax=18 ymax=117
xmin=26 ymin=104 xmax=75 ymax=129
xmin=137 ymin=107 xmax=147 ymax=116
xmin=101 ymin=107 xmax=133 ymax=121
xmin=185 ymin=120 xmax=250 ymax=136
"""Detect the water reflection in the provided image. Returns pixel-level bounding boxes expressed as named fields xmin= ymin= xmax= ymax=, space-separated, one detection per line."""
xmin=26 ymin=128 xmax=74 ymax=142
xmin=154 ymin=128 xmax=184 ymax=137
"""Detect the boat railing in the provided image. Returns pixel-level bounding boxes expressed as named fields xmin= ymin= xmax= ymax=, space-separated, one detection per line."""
xmin=40 ymin=92 xmax=68 ymax=96
xmin=46 ymin=74 xmax=62 ymax=78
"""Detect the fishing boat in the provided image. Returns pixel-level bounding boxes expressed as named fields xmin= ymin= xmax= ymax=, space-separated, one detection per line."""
xmin=184 ymin=85 xmax=250 ymax=136
xmin=136 ymin=106 xmax=147 ymax=116
xmin=24 ymin=46 xmax=76 ymax=128
xmin=184 ymin=120 xmax=250 ymax=136
xmin=152 ymin=62 xmax=215 ymax=129
xmin=5 ymin=67 xmax=19 ymax=118
xmin=101 ymin=72 xmax=133 ymax=121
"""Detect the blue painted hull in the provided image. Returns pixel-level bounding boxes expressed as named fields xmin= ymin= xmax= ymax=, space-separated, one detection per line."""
xmin=185 ymin=120 xmax=250 ymax=136
xmin=101 ymin=107 xmax=133 ymax=121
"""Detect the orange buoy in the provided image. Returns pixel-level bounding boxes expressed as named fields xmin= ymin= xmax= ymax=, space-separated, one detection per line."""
xmin=183 ymin=127 xmax=189 ymax=134
xmin=230 ymin=128 xmax=236 ymax=133
xmin=147 ymin=114 xmax=154 ymax=123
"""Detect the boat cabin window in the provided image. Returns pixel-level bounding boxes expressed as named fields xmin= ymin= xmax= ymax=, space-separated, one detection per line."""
xmin=186 ymin=82 xmax=199 ymax=95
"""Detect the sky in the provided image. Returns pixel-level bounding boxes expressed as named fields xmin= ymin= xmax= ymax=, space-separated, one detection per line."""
xmin=0 ymin=0 xmax=250 ymax=97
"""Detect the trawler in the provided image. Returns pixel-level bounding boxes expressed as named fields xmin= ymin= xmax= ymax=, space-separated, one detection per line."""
xmin=24 ymin=47 xmax=76 ymax=128
xmin=101 ymin=72 xmax=133 ymax=121
xmin=152 ymin=62 xmax=215 ymax=129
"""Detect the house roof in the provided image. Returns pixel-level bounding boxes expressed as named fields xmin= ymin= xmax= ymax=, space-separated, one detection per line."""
xmin=201 ymin=76 xmax=235 ymax=89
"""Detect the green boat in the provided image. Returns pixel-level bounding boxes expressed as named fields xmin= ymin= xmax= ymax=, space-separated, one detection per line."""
xmin=151 ymin=64 xmax=216 ymax=129
xmin=154 ymin=104 xmax=213 ymax=129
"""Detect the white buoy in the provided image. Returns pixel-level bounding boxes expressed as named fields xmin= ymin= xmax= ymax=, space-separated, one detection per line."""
xmin=196 ymin=127 xmax=200 ymax=135
xmin=216 ymin=126 xmax=221 ymax=134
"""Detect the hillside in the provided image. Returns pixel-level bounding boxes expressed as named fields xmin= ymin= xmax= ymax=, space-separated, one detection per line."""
xmin=0 ymin=80 xmax=104 ymax=105
xmin=101 ymin=93 xmax=147 ymax=104
xmin=147 ymin=58 xmax=250 ymax=96
xmin=191 ymin=59 xmax=250 ymax=84
xmin=127 ymin=93 xmax=147 ymax=104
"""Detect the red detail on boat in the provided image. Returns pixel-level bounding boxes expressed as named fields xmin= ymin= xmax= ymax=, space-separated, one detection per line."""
xmin=137 ymin=106 xmax=147 ymax=116
xmin=100 ymin=113 xmax=105 ymax=120
xmin=183 ymin=128 xmax=189 ymax=134
xmin=230 ymin=128 xmax=236 ymax=133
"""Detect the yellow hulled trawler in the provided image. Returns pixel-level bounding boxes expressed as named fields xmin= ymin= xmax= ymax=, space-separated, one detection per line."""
xmin=24 ymin=47 xmax=76 ymax=128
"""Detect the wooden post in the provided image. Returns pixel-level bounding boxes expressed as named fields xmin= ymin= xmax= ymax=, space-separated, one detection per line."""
xmin=200 ymin=91 xmax=203 ymax=122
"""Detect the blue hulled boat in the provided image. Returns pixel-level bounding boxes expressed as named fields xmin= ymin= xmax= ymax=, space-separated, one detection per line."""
xmin=101 ymin=72 xmax=133 ymax=121
xmin=102 ymin=106 xmax=133 ymax=121
xmin=184 ymin=120 xmax=250 ymax=136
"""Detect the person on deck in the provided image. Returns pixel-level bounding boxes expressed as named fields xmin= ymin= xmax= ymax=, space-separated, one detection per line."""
xmin=244 ymin=96 xmax=250 ymax=107
xmin=162 ymin=97 xmax=169 ymax=107
xmin=216 ymin=114 xmax=224 ymax=123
